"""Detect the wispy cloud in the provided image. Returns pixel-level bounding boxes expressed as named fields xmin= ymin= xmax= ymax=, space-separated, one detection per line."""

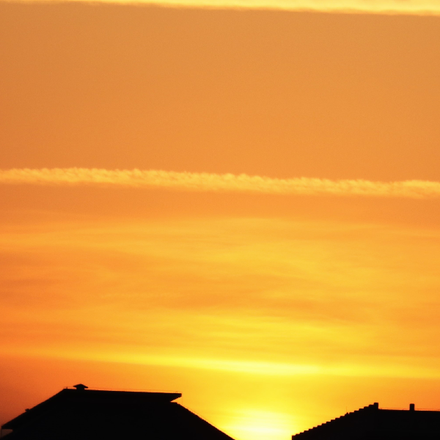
xmin=10 ymin=0 xmax=440 ymax=16
xmin=1 ymin=168 xmax=440 ymax=199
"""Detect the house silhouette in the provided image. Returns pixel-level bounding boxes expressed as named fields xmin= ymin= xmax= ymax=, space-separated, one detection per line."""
xmin=1 ymin=384 xmax=235 ymax=440
xmin=292 ymin=402 xmax=440 ymax=440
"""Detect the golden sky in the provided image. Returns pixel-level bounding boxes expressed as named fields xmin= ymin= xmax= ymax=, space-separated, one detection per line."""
xmin=1 ymin=2 xmax=440 ymax=440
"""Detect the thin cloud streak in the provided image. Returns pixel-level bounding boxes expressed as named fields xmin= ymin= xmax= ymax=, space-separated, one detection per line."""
xmin=9 ymin=0 xmax=440 ymax=16
xmin=2 ymin=168 xmax=440 ymax=199
xmin=147 ymin=0 xmax=440 ymax=16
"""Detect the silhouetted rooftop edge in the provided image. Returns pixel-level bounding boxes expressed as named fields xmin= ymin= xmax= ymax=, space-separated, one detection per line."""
xmin=292 ymin=402 xmax=440 ymax=439
xmin=1 ymin=385 xmax=235 ymax=440
xmin=2 ymin=386 xmax=182 ymax=431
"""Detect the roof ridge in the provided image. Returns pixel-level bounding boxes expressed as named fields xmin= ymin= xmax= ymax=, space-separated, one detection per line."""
xmin=293 ymin=403 xmax=379 ymax=437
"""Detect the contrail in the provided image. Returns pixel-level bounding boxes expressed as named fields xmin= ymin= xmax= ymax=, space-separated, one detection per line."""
xmin=6 ymin=0 xmax=440 ymax=16
xmin=1 ymin=168 xmax=440 ymax=199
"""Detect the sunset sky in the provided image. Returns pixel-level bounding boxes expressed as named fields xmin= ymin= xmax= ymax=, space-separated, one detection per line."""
xmin=1 ymin=1 xmax=440 ymax=439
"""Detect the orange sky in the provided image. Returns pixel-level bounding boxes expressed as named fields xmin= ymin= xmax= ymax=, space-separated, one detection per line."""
xmin=1 ymin=3 xmax=440 ymax=440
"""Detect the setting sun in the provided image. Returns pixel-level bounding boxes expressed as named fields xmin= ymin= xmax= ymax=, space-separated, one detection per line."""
xmin=225 ymin=409 xmax=298 ymax=440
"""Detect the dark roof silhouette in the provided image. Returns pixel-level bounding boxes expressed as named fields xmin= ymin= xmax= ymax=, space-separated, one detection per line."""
xmin=292 ymin=402 xmax=440 ymax=440
xmin=1 ymin=385 xmax=235 ymax=440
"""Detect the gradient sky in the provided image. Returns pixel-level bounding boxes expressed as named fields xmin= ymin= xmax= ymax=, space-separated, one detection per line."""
xmin=1 ymin=2 xmax=440 ymax=440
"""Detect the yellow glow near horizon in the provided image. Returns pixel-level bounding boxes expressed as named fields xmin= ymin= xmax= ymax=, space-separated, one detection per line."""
xmin=2 ymin=215 xmax=440 ymax=385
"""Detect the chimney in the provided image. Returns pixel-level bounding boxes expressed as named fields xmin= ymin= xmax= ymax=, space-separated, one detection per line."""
xmin=73 ymin=384 xmax=88 ymax=391
xmin=410 ymin=403 xmax=415 ymax=411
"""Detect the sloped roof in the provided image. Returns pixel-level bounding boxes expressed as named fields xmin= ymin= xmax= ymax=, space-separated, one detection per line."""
xmin=2 ymin=387 xmax=235 ymax=440
xmin=292 ymin=403 xmax=440 ymax=440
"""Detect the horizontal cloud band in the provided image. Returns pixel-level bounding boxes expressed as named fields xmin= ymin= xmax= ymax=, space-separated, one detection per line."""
xmin=1 ymin=168 xmax=440 ymax=198
xmin=16 ymin=0 xmax=440 ymax=16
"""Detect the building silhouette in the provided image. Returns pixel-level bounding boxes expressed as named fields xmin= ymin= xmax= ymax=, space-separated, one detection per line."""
xmin=1 ymin=384 xmax=235 ymax=440
xmin=5 ymin=388 xmax=440 ymax=440
xmin=292 ymin=402 xmax=440 ymax=440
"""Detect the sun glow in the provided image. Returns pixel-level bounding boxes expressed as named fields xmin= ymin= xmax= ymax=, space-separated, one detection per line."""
xmin=225 ymin=409 xmax=297 ymax=440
